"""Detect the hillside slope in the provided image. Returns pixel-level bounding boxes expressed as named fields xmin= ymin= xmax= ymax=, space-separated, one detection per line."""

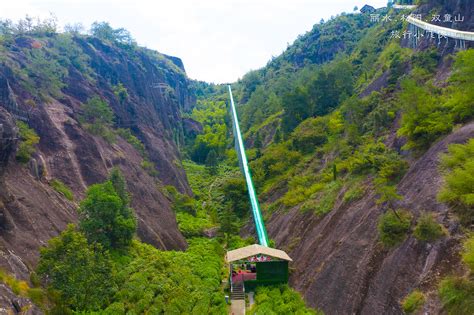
xmin=0 ymin=24 xmax=194 ymax=281
xmin=267 ymin=122 xmax=473 ymax=313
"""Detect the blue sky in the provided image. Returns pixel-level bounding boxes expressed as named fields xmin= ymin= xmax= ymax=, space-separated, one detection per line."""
xmin=1 ymin=0 xmax=388 ymax=83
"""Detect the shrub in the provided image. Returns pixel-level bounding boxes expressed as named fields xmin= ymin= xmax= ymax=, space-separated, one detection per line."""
xmin=397 ymin=79 xmax=452 ymax=152
xmin=438 ymin=139 xmax=474 ymax=225
xmin=50 ymin=179 xmax=74 ymax=201
xmin=411 ymin=48 xmax=439 ymax=73
xmin=413 ymin=213 xmax=444 ymax=241
xmin=16 ymin=121 xmax=40 ymax=164
xmin=282 ymin=178 xmax=324 ymax=208
xmin=141 ymin=159 xmax=158 ymax=177
xmin=165 ymin=185 xmax=196 ymax=215
xmin=438 ymin=277 xmax=474 ymax=315
xmin=250 ymin=142 xmax=302 ymax=186
xmin=117 ymin=128 xmax=145 ymax=156
xmin=80 ymin=96 xmax=115 ymax=139
xmin=24 ymin=48 xmax=67 ymax=98
xmin=446 ymin=49 xmax=474 ymax=123
xmin=378 ymin=210 xmax=412 ymax=247
xmin=0 ymin=269 xmax=30 ymax=296
xmin=305 ymin=180 xmax=342 ymax=216
xmin=462 ymin=235 xmax=474 ymax=273
xmin=112 ymin=83 xmax=129 ymax=103
xmin=401 ymin=289 xmax=425 ymax=314
xmin=343 ymin=178 xmax=366 ymax=204
xmin=248 ymin=285 xmax=320 ymax=315
xmin=291 ymin=116 xmax=328 ymax=153
xmin=27 ymin=288 xmax=46 ymax=308
xmin=175 ymin=212 xmax=213 ymax=237
xmin=375 ymin=181 xmax=403 ymax=206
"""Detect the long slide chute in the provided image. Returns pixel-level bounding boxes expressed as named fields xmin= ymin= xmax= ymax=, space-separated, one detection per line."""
xmin=228 ymin=85 xmax=269 ymax=247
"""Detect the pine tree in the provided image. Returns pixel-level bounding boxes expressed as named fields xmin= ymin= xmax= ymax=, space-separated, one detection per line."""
xmin=205 ymin=149 xmax=218 ymax=175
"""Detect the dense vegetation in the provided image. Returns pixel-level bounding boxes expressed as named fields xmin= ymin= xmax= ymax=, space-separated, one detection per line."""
xmin=37 ymin=169 xmax=228 ymax=313
xmin=436 ymin=141 xmax=474 ymax=315
xmin=438 ymin=139 xmax=474 ymax=225
xmin=438 ymin=235 xmax=474 ymax=315
xmin=397 ymin=49 xmax=474 ymax=152
xmin=248 ymin=285 xmax=321 ymax=314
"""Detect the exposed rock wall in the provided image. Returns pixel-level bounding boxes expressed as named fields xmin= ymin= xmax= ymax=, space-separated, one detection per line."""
xmin=266 ymin=121 xmax=473 ymax=314
xmin=0 ymin=35 xmax=194 ymax=281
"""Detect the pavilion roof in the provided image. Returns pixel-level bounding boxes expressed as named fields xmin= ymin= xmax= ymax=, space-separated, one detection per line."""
xmin=226 ymin=244 xmax=292 ymax=262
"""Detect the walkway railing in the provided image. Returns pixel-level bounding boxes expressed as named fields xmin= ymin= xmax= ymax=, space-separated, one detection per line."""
xmin=406 ymin=16 xmax=474 ymax=41
xmin=393 ymin=4 xmax=417 ymax=10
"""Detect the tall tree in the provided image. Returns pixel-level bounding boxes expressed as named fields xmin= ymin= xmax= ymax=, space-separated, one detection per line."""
xmin=205 ymin=149 xmax=218 ymax=175
xmin=79 ymin=178 xmax=136 ymax=249
xmin=37 ymin=225 xmax=114 ymax=311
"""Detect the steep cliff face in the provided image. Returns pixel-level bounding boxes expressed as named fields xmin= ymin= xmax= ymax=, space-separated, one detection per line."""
xmin=0 ymin=33 xmax=194 ymax=280
xmin=267 ymin=122 xmax=473 ymax=314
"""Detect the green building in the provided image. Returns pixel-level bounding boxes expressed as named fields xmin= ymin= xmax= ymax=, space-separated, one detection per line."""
xmin=227 ymin=244 xmax=292 ymax=293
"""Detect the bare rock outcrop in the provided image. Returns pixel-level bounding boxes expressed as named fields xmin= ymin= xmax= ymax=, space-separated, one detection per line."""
xmin=266 ymin=122 xmax=474 ymax=314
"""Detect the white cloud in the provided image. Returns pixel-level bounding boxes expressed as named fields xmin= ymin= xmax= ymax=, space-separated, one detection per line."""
xmin=0 ymin=0 xmax=388 ymax=82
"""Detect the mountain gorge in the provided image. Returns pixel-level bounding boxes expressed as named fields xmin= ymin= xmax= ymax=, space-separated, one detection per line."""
xmin=227 ymin=1 xmax=474 ymax=313
xmin=0 ymin=0 xmax=473 ymax=314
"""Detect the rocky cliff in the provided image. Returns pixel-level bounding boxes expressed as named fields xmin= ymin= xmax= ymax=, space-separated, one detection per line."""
xmin=267 ymin=121 xmax=473 ymax=314
xmin=0 ymin=33 xmax=195 ymax=280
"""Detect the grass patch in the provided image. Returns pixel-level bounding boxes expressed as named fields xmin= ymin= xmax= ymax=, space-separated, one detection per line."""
xmin=141 ymin=159 xmax=158 ymax=177
xmin=343 ymin=179 xmax=366 ymax=204
xmin=299 ymin=180 xmax=342 ymax=216
xmin=438 ymin=235 xmax=474 ymax=315
xmin=413 ymin=213 xmax=444 ymax=242
xmin=378 ymin=209 xmax=412 ymax=247
xmin=50 ymin=179 xmax=74 ymax=201
xmin=463 ymin=234 xmax=474 ymax=272
xmin=0 ymin=269 xmax=29 ymax=295
xmin=117 ymin=128 xmax=145 ymax=156
xmin=438 ymin=277 xmax=474 ymax=315
xmin=16 ymin=121 xmax=40 ymax=164
xmin=438 ymin=139 xmax=474 ymax=225
xmin=0 ymin=269 xmax=47 ymax=308
xmin=401 ymin=289 xmax=425 ymax=314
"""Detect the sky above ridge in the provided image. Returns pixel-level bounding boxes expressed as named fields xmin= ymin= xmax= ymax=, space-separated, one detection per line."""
xmin=1 ymin=0 xmax=388 ymax=83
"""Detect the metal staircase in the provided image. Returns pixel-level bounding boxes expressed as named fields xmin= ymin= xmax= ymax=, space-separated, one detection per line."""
xmin=231 ymin=282 xmax=245 ymax=300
